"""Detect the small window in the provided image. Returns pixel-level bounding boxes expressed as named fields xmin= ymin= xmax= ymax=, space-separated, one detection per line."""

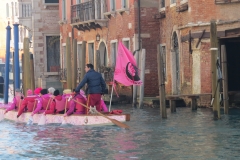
xmin=15 ymin=2 xmax=18 ymax=16
xmin=6 ymin=3 xmax=9 ymax=17
xmin=88 ymin=43 xmax=94 ymax=64
xmin=110 ymin=0 xmax=116 ymax=11
xmin=11 ymin=2 xmax=14 ymax=17
xmin=22 ymin=4 xmax=32 ymax=17
xmin=76 ymin=0 xmax=80 ymax=4
xmin=123 ymin=40 xmax=130 ymax=50
xmin=161 ymin=0 xmax=165 ymax=8
xmin=171 ymin=0 xmax=176 ymax=4
xmin=77 ymin=43 xmax=83 ymax=69
xmin=46 ymin=36 xmax=60 ymax=72
xmin=111 ymin=42 xmax=117 ymax=67
xmin=62 ymin=0 xmax=66 ymax=20
xmin=122 ymin=0 xmax=128 ymax=9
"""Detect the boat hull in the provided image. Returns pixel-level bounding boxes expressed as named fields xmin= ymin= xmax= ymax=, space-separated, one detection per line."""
xmin=0 ymin=104 xmax=130 ymax=126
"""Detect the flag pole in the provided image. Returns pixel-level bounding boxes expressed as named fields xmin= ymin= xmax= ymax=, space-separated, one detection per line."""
xmin=109 ymin=80 xmax=114 ymax=112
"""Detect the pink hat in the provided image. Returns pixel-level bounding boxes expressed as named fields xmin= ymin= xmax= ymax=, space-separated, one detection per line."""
xmin=34 ymin=87 xmax=42 ymax=95
xmin=27 ymin=89 xmax=33 ymax=96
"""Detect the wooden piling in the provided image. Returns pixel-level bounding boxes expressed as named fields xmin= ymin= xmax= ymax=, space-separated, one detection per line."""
xmin=23 ymin=38 xmax=31 ymax=96
xmin=139 ymin=49 xmax=146 ymax=108
xmin=21 ymin=54 xmax=26 ymax=95
xmin=157 ymin=45 xmax=167 ymax=118
xmin=30 ymin=53 xmax=35 ymax=91
xmin=221 ymin=45 xmax=229 ymax=114
xmin=66 ymin=37 xmax=72 ymax=89
xmin=210 ymin=20 xmax=220 ymax=119
xmin=72 ymin=39 xmax=77 ymax=89
xmin=80 ymin=41 xmax=86 ymax=81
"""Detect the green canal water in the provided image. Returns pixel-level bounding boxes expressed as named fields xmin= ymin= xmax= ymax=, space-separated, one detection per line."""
xmin=0 ymin=105 xmax=240 ymax=160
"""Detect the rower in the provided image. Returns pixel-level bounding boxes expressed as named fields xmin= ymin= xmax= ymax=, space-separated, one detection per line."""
xmin=4 ymin=89 xmax=24 ymax=114
xmin=45 ymin=89 xmax=66 ymax=115
xmin=17 ymin=89 xmax=38 ymax=118
xmin=31 ymin=89 xmax=52 ymax=116
xmin=63 ymin=90 xmax=87 ymax=117
xmin=48 ymin=87 xmax=55 ymax=97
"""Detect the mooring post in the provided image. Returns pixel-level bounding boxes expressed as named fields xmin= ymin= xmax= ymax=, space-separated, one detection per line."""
xmin=157 ymin=45 xmax=167 ymax=118
xmin=23 ymin=38 xmax=31 ymax=96
xmin=72 ymin=39 xmax=77 ymax=89
xmin=21 ymin=54 xmax=26 ymax=95
xmin=221 ymin=45 xmax=229 ymax=114
xmin=30 ymin=53 xmax=35 ymax=91
xmin=13 ymin=24 xmax=20 ymax=89
xmin=139 ymin=49 xmax=146 ymax=108
xmin=210 ymin=20 xmax=220 ymax=119
xmin=66 ymin=37 xmax=72 ymax=89
xmin=4 ymin=24 xmax=11 ymax=104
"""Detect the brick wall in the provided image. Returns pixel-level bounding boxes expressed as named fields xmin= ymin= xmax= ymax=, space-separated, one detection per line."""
xmin=159 ymin=0 xmax=240 ymax=96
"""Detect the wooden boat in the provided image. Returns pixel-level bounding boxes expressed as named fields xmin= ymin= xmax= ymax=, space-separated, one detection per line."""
xmin=0 ymin=103 xmax=130 ymax=126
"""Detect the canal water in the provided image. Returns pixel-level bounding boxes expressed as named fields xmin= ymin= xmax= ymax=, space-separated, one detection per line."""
xmin=1 ymin=105 xmax=240 ymax=160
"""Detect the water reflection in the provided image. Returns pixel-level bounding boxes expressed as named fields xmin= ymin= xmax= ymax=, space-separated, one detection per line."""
xmin=1 ymin=106 xmax=240 ymax=159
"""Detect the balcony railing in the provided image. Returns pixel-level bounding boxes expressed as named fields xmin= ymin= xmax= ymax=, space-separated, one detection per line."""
xmin=215 ymin=0 xmax=240 ymax=3
xmin=59 ymin=68 xmax=67 ymax=81
xmin=71 ymin=0 xmax=107 ymax=23
xmin=59 ymin=68 xmax=83 ymax=82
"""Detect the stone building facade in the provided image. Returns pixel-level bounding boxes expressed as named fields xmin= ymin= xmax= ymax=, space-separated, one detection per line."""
xmin=18 ymin=0 xmax=62 ymax=91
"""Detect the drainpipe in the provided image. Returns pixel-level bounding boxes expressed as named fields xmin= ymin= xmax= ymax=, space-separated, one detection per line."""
xmin=132 ymin=0 xmax=141 ymax=107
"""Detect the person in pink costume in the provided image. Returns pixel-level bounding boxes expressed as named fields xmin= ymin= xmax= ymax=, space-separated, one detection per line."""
xmin=17 ymin=89 xmax=38 ymax=118
xmin=63 ymin=91 xmax=87 ymax=116
xmin=45 ymin=89 xmax=66 ymax=115
xmin=4 ymin=89 xmax=24 ymax=114
xmin=31 ymin=89 xmax=52 ymax=116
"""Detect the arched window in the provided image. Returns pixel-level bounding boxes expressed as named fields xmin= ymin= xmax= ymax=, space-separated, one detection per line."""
xmin=6 ymin=3 xmax=9 ymax=17
xmin=15 ymin=2 xmax=18 ymax=16
xmin=11 ymin=2 xmax=14 ymax=17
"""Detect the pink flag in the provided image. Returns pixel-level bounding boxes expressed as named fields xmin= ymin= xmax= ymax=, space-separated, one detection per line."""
xmin=114 ymin=42 xmax=142 ymax=86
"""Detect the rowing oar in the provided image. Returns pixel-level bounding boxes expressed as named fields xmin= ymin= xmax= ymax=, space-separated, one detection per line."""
xmin=27 ymin=100 xmax=37 ymax=125
xmin=61 ymin=98 xmax=68 ymax=125
xmin=72 ymin=99 xmax=129 ymax=129
xmin=38 ymin=98 xmax=53 ymax=125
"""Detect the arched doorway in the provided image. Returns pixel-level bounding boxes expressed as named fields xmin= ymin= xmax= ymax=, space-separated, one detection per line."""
xmin=171 ymin=32 xmax=180 ymax=94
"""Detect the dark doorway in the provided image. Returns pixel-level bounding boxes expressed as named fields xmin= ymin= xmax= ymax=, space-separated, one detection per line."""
xmin=225 ymin=38 xmax=240 ymax=91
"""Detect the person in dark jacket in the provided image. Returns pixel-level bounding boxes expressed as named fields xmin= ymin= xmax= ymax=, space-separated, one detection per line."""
xmin=75 ymin=64 xmax=106 ymax=113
